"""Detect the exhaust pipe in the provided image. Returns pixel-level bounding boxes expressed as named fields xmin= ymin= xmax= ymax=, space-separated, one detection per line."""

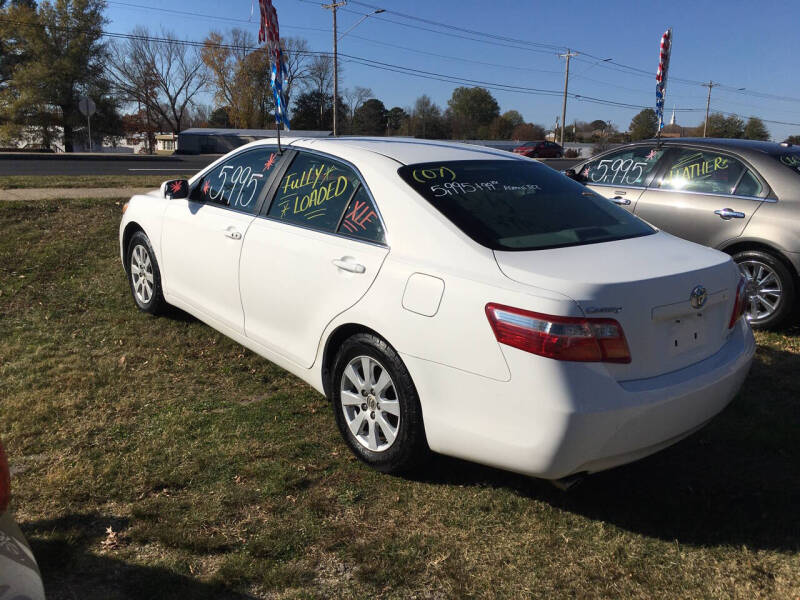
xmin=550 ymin=471 xmax=588 ymax=491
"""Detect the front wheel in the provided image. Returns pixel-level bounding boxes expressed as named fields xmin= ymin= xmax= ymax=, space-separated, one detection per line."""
xmin=126 ymin=231 xmax=168 ymax=315
xmin=330 ymin=333 xmax=429 ymax=474
xmin=733 ymin=249 xmax=796 ymax=329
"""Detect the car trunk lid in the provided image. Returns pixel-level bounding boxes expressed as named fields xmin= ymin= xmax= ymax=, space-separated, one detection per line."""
xmin=494 ymin=232 xmax=740 ymax=380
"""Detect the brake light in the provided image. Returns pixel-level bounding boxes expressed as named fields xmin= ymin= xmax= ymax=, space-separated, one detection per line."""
xmin=485 ymin=303 xmax=631 ymax=363
xmin=729 ymin=278 xmax=748 ymax=328
xmin=0 ymin=441 xmax=9 ymax=514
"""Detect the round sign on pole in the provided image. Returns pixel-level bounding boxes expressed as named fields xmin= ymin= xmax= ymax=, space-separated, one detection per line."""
xmin=78 ymin=97 xmax=96 ymax=117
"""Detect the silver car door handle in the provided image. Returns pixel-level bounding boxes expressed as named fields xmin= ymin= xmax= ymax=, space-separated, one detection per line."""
xmin=224 ymin=230 xmax=242 ymax=240
xmin=611 ymin=196 xmax=631 ymax=206
xmin=714 ymin=208 xmax=745 ymax=220
xmin=332 ymin=258 xmax=366 ymax=274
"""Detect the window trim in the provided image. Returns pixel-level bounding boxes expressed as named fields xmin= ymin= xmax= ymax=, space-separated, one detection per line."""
xmin=259 ymin=147 xmax=389 ymax=248
xmin=188 ymin=146 xmax=289 ymax=216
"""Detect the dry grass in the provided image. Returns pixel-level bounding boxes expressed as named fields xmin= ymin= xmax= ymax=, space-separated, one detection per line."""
xmin=0 ymin=175 xmax=189 ymax=190
xmin=1 ymin=198 xmax=798 ymax=599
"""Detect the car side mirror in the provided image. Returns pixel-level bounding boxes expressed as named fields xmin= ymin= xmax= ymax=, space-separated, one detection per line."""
xmin=563 ymin=168 xmax=583 ymax=182
xmin=163 ymin=179 xmax=189 ymax=199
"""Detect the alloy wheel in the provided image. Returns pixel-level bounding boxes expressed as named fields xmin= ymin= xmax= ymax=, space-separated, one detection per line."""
xmin=340 ymin=356 xmax=400 ymax=452
xmin=130 ymin=244 xmax=155 ymax=305
xmin=738 ymin=259 xmax=782 ymax=323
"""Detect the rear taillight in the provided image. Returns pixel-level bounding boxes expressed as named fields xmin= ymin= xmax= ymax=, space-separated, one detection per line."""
xmin=729 ymin=278 xmax=748 ymax=329
xmin=485 ymin=303 xmax=631 ymax=363
xmin=0 ymin=441 xmax=10 ymax=514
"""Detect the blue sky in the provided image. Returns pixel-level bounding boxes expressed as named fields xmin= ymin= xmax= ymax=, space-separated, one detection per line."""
xmin=104 ymin=0 xmax=800 ymax=140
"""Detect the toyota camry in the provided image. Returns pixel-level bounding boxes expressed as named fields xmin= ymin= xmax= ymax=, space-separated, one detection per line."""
xmin=119 ymin=137 xmax=755 ymax=482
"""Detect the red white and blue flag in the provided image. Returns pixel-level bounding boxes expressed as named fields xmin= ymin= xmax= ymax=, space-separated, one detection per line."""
xmin=656 ymin=28 xmax=672 ymax=131
xmin=258 ymin=0 xmax=291 ymax=130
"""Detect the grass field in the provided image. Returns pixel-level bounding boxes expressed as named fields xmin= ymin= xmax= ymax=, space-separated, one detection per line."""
xmin=1 ymin=198 xmax=798 ymax=599
xmin=0 ymin=175 xmax=189 ymax=190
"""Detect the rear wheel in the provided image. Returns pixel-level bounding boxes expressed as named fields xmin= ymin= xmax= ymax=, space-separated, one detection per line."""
xmin=733 ymin=249 xmax=796 ymax=329
xmin=330 ymin=333 xmax=429 ymax=474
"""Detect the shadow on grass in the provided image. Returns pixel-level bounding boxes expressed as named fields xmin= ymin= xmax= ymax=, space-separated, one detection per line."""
xmin=24 ymin=513 xmax=253 ymax=600
xmin=411 ymin=344 xmax=800 ymax=552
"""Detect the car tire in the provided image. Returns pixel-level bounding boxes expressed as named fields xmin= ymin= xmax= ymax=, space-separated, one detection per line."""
xmin=330 ymin=333 xmax=429 ymax=474
xmin=126 ymin=231 xmax=168 ymax=315
xmin=732 ymin=249 xmax=796 ymax=329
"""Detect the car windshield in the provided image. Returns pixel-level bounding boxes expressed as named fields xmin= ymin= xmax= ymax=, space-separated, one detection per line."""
xmin=397 ymin=160 xmax=656 ymax=251
xmin=772 ymin=150 xmax=800 ymax=176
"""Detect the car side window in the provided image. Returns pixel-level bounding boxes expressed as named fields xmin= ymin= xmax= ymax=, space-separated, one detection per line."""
xmin=659 ymin=149 xmax=747 ymax=195
xmin=268 ymin=152 xmax=360 ymax=232
xmin=734 ymin=170 xmax=764 ymax=197
xmin=581 ymin=146 xmax=666 ymax=187
xmin=337 ymin=185 xmax=385 ymax=244
xmin=190 ymin=148 xmax=284 ymax=214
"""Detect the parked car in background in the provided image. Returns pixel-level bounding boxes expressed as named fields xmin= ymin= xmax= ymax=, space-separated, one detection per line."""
xmin=0 ymin=440 xmax=45 ymax=600
xmin=513 ymin=140 xmax=564 ymax=158
xmin=567 ymin=138 xmax=800 ymax=328
xmin=120 ymin=137 xmax=754 ymax=484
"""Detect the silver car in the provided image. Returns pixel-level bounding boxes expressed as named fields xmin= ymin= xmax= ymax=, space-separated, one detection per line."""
xmin=568 ymin=138 xmax=800 ymax=328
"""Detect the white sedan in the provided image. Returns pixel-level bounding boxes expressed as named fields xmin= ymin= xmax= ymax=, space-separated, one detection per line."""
xmin=119 ymin=137 xmax=755 ymax=483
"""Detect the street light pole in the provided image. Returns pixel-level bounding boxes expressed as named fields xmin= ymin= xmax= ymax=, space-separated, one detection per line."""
xmin=558 ymin=49 xmax=578 ymax=146
xmin=322 ymin=1 xmax=347 ymax=136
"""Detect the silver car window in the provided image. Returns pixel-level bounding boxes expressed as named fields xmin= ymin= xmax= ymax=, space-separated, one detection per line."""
xmin=659 ymin=149 xmax=747 ymax=196
xmin=581 ymin=146 xmax=666 ymax=187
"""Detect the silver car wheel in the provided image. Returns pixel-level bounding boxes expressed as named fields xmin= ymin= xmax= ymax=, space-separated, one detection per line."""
xmin=340 ymin=355 xmax=400 ymax=452
xmin=738 ymin=259 xmax=782 ymax=323
xmin=130 ymin=244 xmax=155 ymax=305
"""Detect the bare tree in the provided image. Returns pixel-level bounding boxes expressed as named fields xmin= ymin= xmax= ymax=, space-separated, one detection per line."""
xmin=107 ymin=27 xmax=208 ymax=135
xmin=343 ymin=86 xmax=372 ymax=133
xmin=306 ymin=54 xmax=334 ymax=96
xmin=281 ymin=36 xmax=311 ymax=109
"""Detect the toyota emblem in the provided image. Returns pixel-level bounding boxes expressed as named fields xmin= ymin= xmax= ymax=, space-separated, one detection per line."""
xmin=690 ymin=285 xmax=708 ymax=309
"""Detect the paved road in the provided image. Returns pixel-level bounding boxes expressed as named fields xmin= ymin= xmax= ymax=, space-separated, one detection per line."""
xmin=0 ymin=154 xmax=219 ymax=177
xmin=0 ymin=153 xmax=580 ymax=177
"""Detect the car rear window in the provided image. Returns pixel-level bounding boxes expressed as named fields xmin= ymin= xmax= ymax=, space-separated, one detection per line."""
xmin=397 ymin=160 xmax=656 ymax=251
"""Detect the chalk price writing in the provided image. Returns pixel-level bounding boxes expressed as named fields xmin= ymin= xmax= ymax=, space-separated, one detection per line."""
xmin=591 ymin=159 xmax=649 ymax=185
xmin=430 ymin=180 xmax=499 ymax=197
xmin=207 ymin=164 xmax=263 ymax=208
xmin=412 ymin=166 xmax=456 ymax=184
xmin=503 ymin=184 xmax=542 ymax=193
xmin=780 ymin=154 xmax=800 ymax=170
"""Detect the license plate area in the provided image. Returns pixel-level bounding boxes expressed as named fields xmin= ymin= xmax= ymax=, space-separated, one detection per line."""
xmin=667 ymin=313 xmax=707 ymax=356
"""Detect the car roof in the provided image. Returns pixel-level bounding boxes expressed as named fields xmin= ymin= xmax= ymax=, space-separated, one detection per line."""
xmin=278 ymin=136 xmax=519 ymax=165
xmin=640 ymin=137 xmax=787 ymax=154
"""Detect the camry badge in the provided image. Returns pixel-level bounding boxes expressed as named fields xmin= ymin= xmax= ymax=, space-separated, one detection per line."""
xmin=690 ymin=285 xmax=708 ymax=309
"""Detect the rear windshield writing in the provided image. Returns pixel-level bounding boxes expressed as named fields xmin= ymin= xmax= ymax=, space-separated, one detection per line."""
xmin=398 ymin=160 xmax=655 ymax=251
xmin=776 ymin=152 xmax=800 ymax=174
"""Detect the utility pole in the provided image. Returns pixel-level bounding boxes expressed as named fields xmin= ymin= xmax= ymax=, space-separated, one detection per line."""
xmin=558 ymin=49 xmax=578 ymax=146
xmin=702 ymin=81 xmax=717 ymax=138
xmin=323 ymin=1 xmax=347 ymax=136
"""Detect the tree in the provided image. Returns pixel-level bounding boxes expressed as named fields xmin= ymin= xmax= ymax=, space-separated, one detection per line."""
xmin=386 ymin=106 xmax=407 ymax=135
xmin=353 ymin=98 xmax=387 ymax=136
xmin=306 ymin=54 xmax=334 ymax=95
xmin=409 ymin=95 xmax=449 ymax=139
xmin=744 ymin=117 xmax=769 ymax=141
xmin=280 ymin=37 xmax=311 ymax=110
xmin=208 ymin=106 xmax=232 ymax=128
xmin=785 ymin=135 xmax=800 ymax=145
xmin=201 ymin=29 xmax=274 ymax=129
xmin=108 ymin=26 xmax=208 ymax=136
xmin=705 ymin=113 xmax=745 ymax=138
xmin=291 ymin=90 xmax=345 ymax=130
xmin=511 ymin=123 xmax=545 ymax=141
xmin=629 ymin=109 xmax=658 ymax=141
xmin=343 ymin=86 xmax=372 ymax=133
xmin=501 ymin=110 xmax=524 ymax=128
xmin=0 ymin=0 xmax=113 ymax=151
xmin=446 ymin=86 xmax=499 ymax=139
xmin=487 ymin=115 xmax=514 ymax=140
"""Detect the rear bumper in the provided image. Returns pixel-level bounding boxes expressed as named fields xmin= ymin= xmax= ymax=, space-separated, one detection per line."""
xmin=404 ymin=319 xmax=755 ymax=479
xmin=0 ymin=512 xmax=45 ymax=600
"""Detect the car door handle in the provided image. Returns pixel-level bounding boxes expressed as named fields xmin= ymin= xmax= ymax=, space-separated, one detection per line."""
xmin=611 ymin=196 xmax=631 ymax=206
xmin=332 ymin=258 xmax=366 ymax=274
xmin=224 ymin=229 xmax=242 ymax=240
xmin=714 ymin=208 xmax=745 ymax=220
